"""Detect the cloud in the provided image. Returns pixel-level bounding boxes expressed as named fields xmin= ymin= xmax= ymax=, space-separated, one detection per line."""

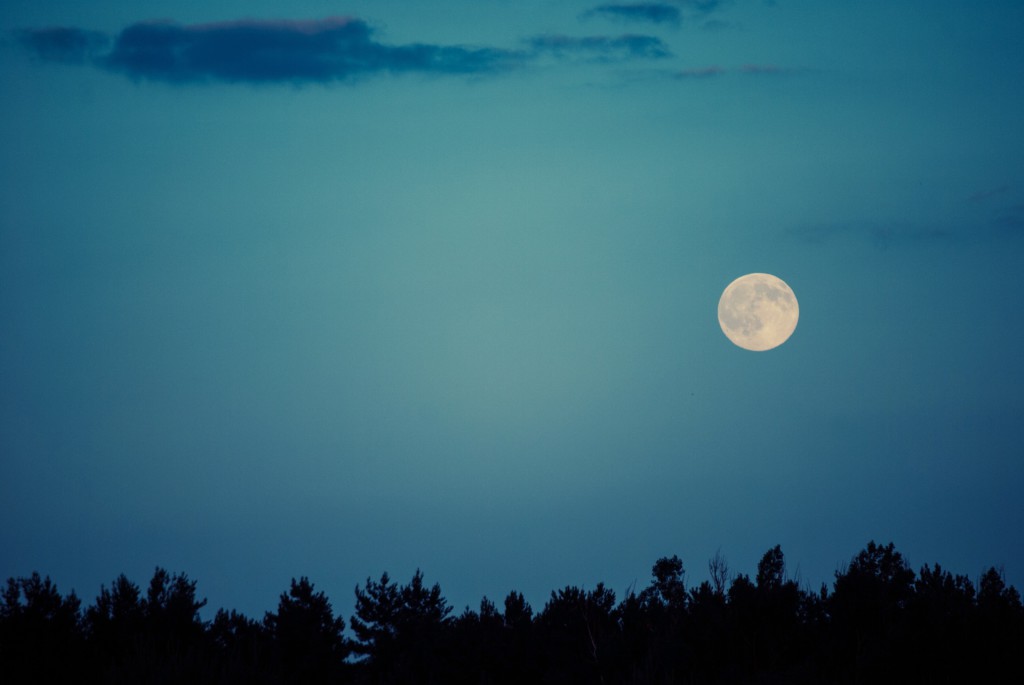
xmin=17 ymin=27 xmax=108 ymax=64
xmin=18 ymin=17 xmax=673 ymax=84
xmin=788 ymin=222 xmax=954 ymax=249
xmin=579 ymin=1 xmax=727 ymax=28
xmin=526 ymin=33 xmax=671 ymax=60
xmin=105 ymin=17 xmax=528 ymax=83
xmin=674 ymin=65 xmax=725 ymax=78
xmin=987 ymin=202 xmax=1024 ymax=238
xmin=738 ymin=63 xmax=796 ymax=75
xmin=793 ymin=189 xmax=1024 ymax=247
xmin=993 ymin=210 xmax=1024 ymax=232
xmin=19 ymin=17 xmax=526 ymax=84
xmin=582 ymin=4 xmax=682 ymax=26
xmin=673 ymin=64 xmax=800 ymax=79
xmin=675 ymin=0 xmax=725 ymax=14
xmin=700 ymin=19 xmax=731 ymax=32
xmin=961 ymin=186 xmax=1024 ymax=237
xmin=967 ymin=185 xmax=1011 ymax=204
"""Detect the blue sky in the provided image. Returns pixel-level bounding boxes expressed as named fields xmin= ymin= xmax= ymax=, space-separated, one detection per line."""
xmin=2 ymin=0 xmax=1023 ymax=619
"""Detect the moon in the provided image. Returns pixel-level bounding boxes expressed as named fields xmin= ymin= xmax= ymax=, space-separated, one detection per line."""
xmin=718 ymin=273 xmax=799 ymax=351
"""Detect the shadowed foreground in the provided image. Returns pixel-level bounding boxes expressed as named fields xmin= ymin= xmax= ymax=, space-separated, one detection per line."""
xmin=2 ymin=541 xmax=1021 ymax=684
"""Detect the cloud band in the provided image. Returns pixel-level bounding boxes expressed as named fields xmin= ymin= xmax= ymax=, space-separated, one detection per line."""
xmin=18 ymin=17 xmax=670 ymax=85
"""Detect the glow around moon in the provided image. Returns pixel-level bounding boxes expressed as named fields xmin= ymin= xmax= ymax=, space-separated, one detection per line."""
xmin=718 ymin=273 xmax=799 ymax=351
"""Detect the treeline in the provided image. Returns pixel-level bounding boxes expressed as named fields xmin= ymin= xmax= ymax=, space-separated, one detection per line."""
xmin=2 ymin=541 xmax=1021 ymax=684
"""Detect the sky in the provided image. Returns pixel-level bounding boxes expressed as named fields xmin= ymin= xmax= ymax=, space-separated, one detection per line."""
xmin=2 ymin=0 xmax=1023 ymax=621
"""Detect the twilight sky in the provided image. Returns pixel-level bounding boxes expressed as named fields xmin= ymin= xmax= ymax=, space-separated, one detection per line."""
xmin=3 ymin=0 xmax=1023 ymax=619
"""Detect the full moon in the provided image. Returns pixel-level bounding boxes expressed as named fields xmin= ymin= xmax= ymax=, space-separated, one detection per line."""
xmin=718 ymin=273 xmax=799 ymax=351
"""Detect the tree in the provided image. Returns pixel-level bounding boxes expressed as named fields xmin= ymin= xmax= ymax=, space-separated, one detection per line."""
xmin=85 ymin=573 xmax=145 ymax=677
xmin=828 ymin=541 xmax=916 ymax=681
xmin=756 ymin=544 xmax=786 ymax=592
xmin=978 ymin=565 xmax=1022 ymax=613
xmin=143 ymin=567 xmax=208 ymax=650
xmin=642 ymin=555 xmax=687 ymax=613
xmin=86 ymin=568 xmax=210 ymax=683
xmin=751 ymin=546 xmax=807 ymax=678
xmin=631 ymin=556 xmax=690 ymax=681
xmin=502 ymin=590 xmax=532 ymax=630
xmin=449 ymin=597 xmax=521 ymax=685
xmin=904 ymin=563 xmax=975 ymax=682
xmin=350 ymin=569 xmax=452 ymax=684
xmin=708 ymin=549 xmax=730 ymax=597
xmin=974 ymin=566 xmax=1024 ymax=680
xmin=350 ymin=571 xmax=401 ymax=662
xmin=210 ymin=609 xmax=272 ymax=684
xmin=0 ymin=573 xmax=83 ymax=684
xmin=264 ymin=577 xmax=348 ymax=684
xmin=537 ymin=584 xmax=619 ymax=684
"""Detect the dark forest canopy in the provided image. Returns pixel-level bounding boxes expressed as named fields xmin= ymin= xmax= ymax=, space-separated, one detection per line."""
xmin=2 ymin=541 xmax=1021 ymax=684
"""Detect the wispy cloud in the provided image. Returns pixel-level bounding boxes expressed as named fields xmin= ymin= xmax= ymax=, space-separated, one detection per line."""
xmin=17 ymin=17 xmax=672 ymax=85
xmin=526 ymin=33 xmax=671 ymax=60
xmin=582 ymin=4 xmax=682 ymax=26
xmin=961 ymin=186 xmax=1024 ymax=236
xmin=17 ymin=27 xmax=108 ymax=64
xmin=966 ymin=184 xmax=1011 ymax=204
xmin=788 ymin=222 xmax=954 ymax=249
xmin=738 ymin=63 xmax=787 ymax=75
xmin=675 ymin=65 xmax=725 ymax=78
xmin=673 ymin=63 xmax=798 ymax=79
xmin=992 ymin=207 xmax=1024 ymax=233
xmin=675 ymin=0 xmax=725 ymax=13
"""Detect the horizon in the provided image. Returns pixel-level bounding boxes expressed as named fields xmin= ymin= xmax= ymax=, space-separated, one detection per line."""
xmin=9 ymin=539 xmax=1018 ymax=625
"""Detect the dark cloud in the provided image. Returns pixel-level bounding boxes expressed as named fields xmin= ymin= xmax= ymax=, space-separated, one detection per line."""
xmin=103 ymin=17 xmax=526 ymax=83
xmin=18 ymin=27 xmax=108 ymax=64
xmin=18 ymin=17 xmax=525 ymax=84
xmin=526 ymin=33 xmax=671 ymax=60
xmin=583 ymin=4 xmax=682 ymax=25
xmin=18 ymin=17 xmax=672 ymax=84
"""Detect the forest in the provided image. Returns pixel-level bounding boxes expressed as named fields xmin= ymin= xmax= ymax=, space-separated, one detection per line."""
xmin=2 ymin=541 xmax=1021 ymax=684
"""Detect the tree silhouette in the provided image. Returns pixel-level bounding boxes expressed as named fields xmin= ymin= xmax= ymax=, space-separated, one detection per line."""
xmin=85 ymin=568 xmax=210 ymax=683
xmin=210 ymin=608 xmax=273 ymax=684
xmin=536 ymin=583 xmax=619 ymax=684
xmin=751 ymin=545 xmax=806 ymax=678
xmin=264 ymin=577 xmax=348 ymax=684
xmin=350 ymin=571 xmax=401 ymax=663
xmin=635 ymin=555 xmax=691 ymax=682
xmin=0 ymin=573 xmax=82 ymax=684
xmin=449 ymin=596 xmax=536 ymax=685
xmin=143 ymin=568 xmax=208 ymax=652
xmin=4 ymin=541 xmax=1023 ymax=684
xmin=85 ymin=572 xmax=145 ymax=680
xmin=756 ymin=544 xmax=786 ymax=591
xmin=828 ymin=541 xmax=916 ymax=681
xmin=901 ymin=563 xmax=975 ymax=682
xmin=974 ymin=566 xmax=1024 ymax=680
xmin=350 ymin=569 xmax=451 ymax=684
